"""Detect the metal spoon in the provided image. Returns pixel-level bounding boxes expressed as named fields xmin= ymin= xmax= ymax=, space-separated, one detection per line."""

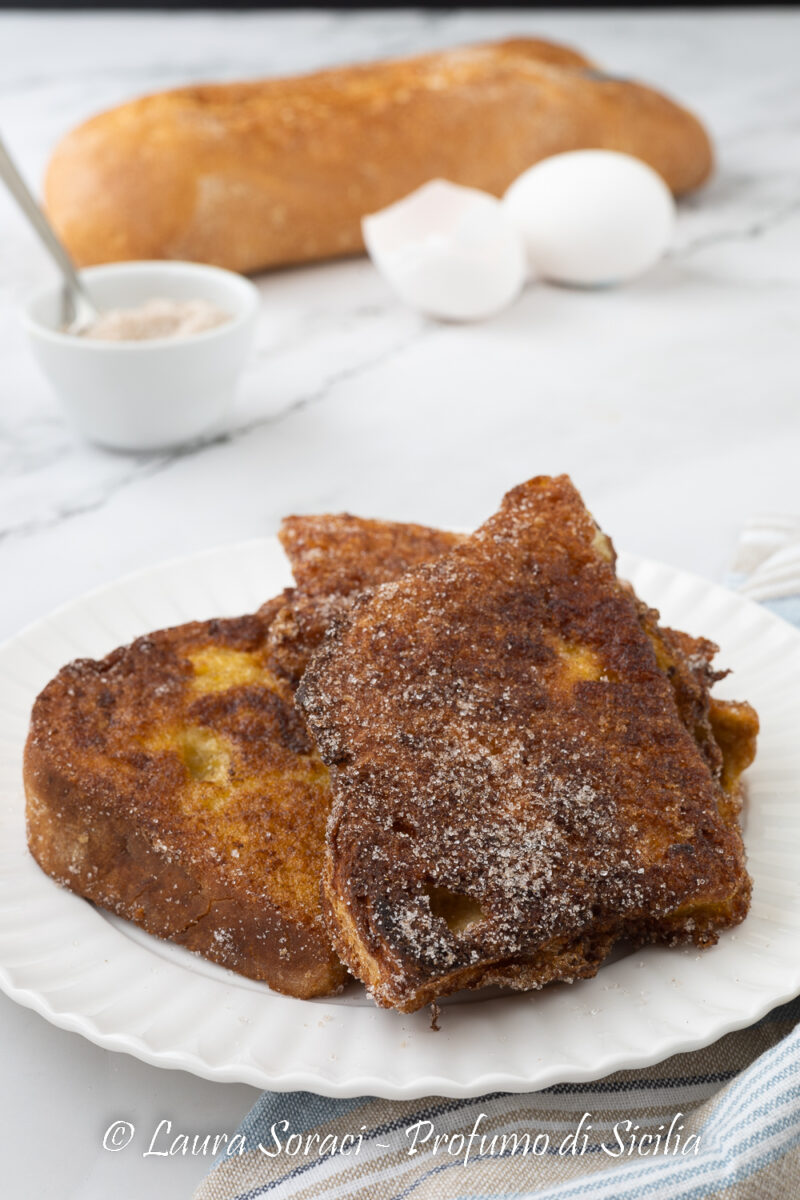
xmin=0 ymin=133 xmax=100 ymax=333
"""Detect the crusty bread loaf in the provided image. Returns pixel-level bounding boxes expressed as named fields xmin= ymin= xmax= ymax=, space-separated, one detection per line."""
xmin=44 ymin=38 xmax=712 ymax=275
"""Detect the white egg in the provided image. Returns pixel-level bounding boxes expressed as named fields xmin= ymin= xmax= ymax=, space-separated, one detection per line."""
xmin=503 ymin=150 xmax=676 ymax=287
xmin=362 ymin=179 xmax=527 ymax=321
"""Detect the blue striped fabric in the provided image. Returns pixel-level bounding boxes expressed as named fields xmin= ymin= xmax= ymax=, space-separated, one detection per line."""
xmin=197 ymin=999 xmax=800 ymax=1200
xmin=197 ymin=533 xmax=800 ymax=1200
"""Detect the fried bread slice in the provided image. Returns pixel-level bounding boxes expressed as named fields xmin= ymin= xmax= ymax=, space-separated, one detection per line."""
xmin=24 ymin=599 xmax=351 ymax=997
xmin=266 ymin=515 xmax=463 ymax=685
xmin=298 ymin=475 xmax=757 ymax=1013
xmin=24 ymin=518 xmax=463 ymax=997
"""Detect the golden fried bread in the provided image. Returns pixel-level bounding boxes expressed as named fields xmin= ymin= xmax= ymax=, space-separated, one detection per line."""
xmin=25 ymin=518 xmax=464 ymax=997
xmin=298 ymin=476 xmax=756 ymax=1013
xmin=24 ymin=601 xmax=347 ymax=998
xmin=267 ymin=515 xmax=462 ymax=685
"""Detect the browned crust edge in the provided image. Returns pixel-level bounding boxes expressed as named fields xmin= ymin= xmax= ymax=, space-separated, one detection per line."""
xmin=24 ymin=751 xmax=347 ymax=998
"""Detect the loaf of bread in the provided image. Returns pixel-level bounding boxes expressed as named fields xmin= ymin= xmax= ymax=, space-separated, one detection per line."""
xmin=44 ymin=38 xmax=712 ymax=275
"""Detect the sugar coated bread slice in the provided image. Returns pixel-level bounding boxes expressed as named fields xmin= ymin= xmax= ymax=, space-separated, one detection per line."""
xmin=297 ymin=475 xmax=757 ymax=1013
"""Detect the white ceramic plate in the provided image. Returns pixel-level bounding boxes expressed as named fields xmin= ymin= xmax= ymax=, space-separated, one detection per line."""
xmin=1 ymin=540 xmax=799 ymax=1099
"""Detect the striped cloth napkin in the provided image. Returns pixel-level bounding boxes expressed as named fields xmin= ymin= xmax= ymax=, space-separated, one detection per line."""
xmin=196 ymin=517 xmax=800 ymax=1200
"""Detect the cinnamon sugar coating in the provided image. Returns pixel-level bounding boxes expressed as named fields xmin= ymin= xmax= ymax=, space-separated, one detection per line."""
xmin=266 ymin=515 xmax=462 ymax=685
xmin=298 ymin=476 xmax=757 ymax=1012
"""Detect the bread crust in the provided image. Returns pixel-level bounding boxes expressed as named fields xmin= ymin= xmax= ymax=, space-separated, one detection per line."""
xmin=298 ymin=476 xmax=756 ymax=1013
xmin=44 ymin=38 xmax=712 ymax=273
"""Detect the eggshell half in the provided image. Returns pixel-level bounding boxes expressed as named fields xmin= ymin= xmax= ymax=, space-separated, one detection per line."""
xmin=362 ymin=180 xmax=527 ymax=321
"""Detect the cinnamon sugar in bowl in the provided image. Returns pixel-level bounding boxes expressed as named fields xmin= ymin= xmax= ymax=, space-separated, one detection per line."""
xmin=24 ymin=261 xmax=258 ymax=451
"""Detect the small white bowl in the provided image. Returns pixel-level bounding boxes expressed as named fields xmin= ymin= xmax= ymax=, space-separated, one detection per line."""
xmin=24 ymin=261 xmax=259 ymax=452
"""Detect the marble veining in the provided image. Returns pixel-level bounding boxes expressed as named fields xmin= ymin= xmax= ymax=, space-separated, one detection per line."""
xmin=1 ymin=11 xmax=799 ymax=634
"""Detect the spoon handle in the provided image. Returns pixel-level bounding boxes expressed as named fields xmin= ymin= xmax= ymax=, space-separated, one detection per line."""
xmin=0 ymin=135 xmax=97 ymax=327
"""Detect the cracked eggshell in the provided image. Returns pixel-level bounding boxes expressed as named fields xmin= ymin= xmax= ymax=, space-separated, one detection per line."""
xmin=362 ymin=180 xmax=527 ymax=321
xmin=503 ymin=150 xmax=676 ymax=287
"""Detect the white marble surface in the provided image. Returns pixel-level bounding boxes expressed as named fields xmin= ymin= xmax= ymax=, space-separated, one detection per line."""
xmin=1 ymin=9 xmax=799 ymax=1199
